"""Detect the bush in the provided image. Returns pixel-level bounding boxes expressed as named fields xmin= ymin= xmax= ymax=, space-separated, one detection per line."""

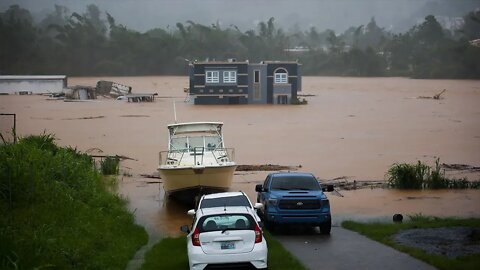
xmin=101 ymin=156 xmax=120 ymax=175
xmin=424 ymin=158 xmax=448 ymax=189
xmin=0 ymin=135 xmax=147 ymax=269
xmin=387 ymin=161 xmax=429 ymax=189
xmin=387 ymin=158 xmax=480 ymax=189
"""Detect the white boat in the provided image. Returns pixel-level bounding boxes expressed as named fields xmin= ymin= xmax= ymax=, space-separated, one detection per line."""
xmin=158 ymin=122 xmax=237 ymax=203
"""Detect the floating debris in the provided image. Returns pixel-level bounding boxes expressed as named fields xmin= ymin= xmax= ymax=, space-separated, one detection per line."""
xmin=97 ymin=80 xmax=132 ymax=97
xmin=236 ymin=164 xmax=301 ymax=171
xmin=442 ymin=163 xmax=480 ymax=172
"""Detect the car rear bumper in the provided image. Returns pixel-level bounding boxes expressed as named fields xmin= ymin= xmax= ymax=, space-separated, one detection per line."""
xmin=188 ymin=241 xmax=268 ymax=270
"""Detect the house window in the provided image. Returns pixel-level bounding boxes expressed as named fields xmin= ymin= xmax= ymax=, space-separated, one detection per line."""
xmin=206 ymin=71 xmax=219 ymax=83
xmin=274 ymin=68 xmax=288 ymax=84
xmin=223 ymin=71 xmax=237 ymax=83
xmin=254 ymin=70 xmax=260 ymax=83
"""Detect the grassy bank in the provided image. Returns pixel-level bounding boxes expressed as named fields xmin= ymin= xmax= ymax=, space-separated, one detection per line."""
xmin=141 ymin=231 xmax=305 ymax=269
xmin=342 ymin=216 xmax=480 ymax=270
xmin=0 ymin=134 xmax=148 ymax=269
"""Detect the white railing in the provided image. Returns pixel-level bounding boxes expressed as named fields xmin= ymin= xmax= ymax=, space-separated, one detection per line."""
xmin=159 ymin=148 xmax=235 ymax=167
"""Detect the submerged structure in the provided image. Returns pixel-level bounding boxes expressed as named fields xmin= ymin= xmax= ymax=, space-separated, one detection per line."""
xmin=188 ymin=60 xmax=301 ymax=105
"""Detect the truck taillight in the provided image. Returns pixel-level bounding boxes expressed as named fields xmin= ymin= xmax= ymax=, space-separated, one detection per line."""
xmin=254 ymin=223 xmax=262 ymax=243
xmin=192 ymin=227 xmax=200 ymax=246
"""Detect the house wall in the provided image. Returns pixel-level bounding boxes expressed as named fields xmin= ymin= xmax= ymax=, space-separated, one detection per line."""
xmin=0 ymin=76 xmax=67 ymax=94
xmin=266 ymin=63 xmax=300 ymax=103
xmin=190 ymin=63 xmax=248 ymax=105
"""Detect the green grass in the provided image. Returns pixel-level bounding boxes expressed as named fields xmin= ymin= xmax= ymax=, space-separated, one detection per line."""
xmin=342 ymin=216 xmax=480 ymax=270
xmin=0 ymin=134 xmax=148 ymax=269
xmin=142 ymin=236 xmax=189 ymax=269
xmin=141 ymin=231 xmax=305 ymax=269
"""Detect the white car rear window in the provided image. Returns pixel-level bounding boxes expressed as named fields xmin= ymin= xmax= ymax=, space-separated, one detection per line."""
xmin=200 ymin=214 xmax=252 ymax=232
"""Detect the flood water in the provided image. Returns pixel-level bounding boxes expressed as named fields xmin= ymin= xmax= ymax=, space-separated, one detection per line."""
xmin=1 ymin=76 xmax=480 ymax=238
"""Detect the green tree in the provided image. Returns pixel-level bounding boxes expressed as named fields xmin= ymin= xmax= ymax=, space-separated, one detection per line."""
xmin=0 ymin=5 xmax=38 ymax=74
xmin=458 ymin=10 xmax=480 ymax=40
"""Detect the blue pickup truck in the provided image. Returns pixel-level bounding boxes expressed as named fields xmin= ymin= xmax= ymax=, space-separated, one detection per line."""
xmin=255 ymin=172 xmax=333 ymax=234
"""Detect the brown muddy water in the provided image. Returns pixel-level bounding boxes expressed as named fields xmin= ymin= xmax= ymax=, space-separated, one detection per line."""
xmin=1 ymin=76 xmax=480 ymax=238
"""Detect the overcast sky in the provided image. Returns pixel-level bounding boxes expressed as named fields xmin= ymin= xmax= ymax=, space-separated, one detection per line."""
xmin=2 ymin=0 xmax=479 ymax=33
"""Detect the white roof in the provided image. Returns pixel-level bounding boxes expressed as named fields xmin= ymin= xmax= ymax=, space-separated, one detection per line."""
xmin=0 ymin=75 xmax=67 ymax=80
xmin=202 ymin=191 xmax=244 ymax=199
xmin=168 ymin=122 xmax=223 ymax=135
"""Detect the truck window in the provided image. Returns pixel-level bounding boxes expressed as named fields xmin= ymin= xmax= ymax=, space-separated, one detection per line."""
xmin=263 ymin=177 xmax=271 ymax=190
xmin=270 ymin=175 xmax=320 ymax=191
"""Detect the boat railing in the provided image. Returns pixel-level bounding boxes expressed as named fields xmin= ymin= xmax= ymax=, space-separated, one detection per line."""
xmin=212 ymin=148 xmax=235 ymax=164
xmin=159 ymin=147 xmax=235 ymax=166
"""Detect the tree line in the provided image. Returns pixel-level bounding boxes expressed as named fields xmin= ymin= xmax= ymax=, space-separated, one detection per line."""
xmin=1 ymin=4 xmax=479 ymax=78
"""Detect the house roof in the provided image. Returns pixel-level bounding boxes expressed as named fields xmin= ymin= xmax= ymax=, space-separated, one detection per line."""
xmin=0 ymin=75 xmax=67 ymax=80
xmin=191 ymin=60 xmax=300 ymax=65
xmin=191 ymin=61 xmax=249 ymax=65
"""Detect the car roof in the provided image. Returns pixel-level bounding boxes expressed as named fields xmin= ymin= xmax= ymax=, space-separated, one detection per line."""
xmin=196 ymin=206 xmax=253 ymax=217
xmin=270 ymin=172 xmax=315 ymax=178
xmin=202 ymin=191 xmax=245 ymax=199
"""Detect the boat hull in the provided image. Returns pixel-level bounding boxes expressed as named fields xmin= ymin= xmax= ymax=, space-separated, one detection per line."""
xmin=158 ymin=164 xmax=237 ymax=200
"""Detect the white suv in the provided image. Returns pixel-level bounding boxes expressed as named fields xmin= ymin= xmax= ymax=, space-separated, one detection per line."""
xmin=188 ymin=191 xmax=263 ymax=223
xmin=180 ymin=206 xmax=268 ymax=270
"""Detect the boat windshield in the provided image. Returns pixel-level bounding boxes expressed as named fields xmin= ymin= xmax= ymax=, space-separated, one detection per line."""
xmin=170 ymin=135 xmax=222 ymax=151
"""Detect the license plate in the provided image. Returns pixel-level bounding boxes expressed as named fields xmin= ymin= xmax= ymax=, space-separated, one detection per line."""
xmin=221 ymin=241 xmax=235 ymax=250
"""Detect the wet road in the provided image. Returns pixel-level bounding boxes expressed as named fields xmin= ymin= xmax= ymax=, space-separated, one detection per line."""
xmin=273 ymin=226 xmax=436 ymax=270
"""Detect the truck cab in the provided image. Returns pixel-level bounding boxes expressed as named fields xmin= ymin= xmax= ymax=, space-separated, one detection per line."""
xmin=255 ymin=172 xmax=332 ymax=234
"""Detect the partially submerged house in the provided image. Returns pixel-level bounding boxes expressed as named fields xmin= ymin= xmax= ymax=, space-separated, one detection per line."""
xmin=64 ymin=86 xmax=96 ymax=100
xmin=0 ymin=75 xmax=67 ymax=95
xmin=188 ymin=60 xmax=301 ymax=104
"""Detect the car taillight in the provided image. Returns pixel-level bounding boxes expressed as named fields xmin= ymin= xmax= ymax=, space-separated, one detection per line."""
xmin=192 ymin=227 xmax=200 ymax=246
xmin=254 ymin=223 xmax=262 ymax=243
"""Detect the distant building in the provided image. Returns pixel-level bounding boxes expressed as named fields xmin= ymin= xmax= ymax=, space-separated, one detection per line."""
xmin=0 ymin=75 xmax=67 ymax=94
xmin=188 ymin=60 xmax=301 ymax=104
